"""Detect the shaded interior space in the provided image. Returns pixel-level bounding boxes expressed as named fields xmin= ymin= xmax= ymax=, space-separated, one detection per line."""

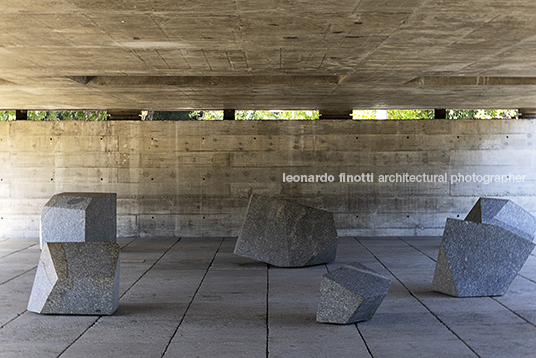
xmin=1 ymin=236 xmax=535 ymax=358
xmin=2 ymin=1 xmax=536 ymax=357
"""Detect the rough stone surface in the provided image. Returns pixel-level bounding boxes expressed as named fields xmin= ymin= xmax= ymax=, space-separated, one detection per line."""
xmin=234 ymin=194 xmax=338 ymax=267
xmin=317 ymin=262 xmax=391 ymax=324
xmin=40 ymin=193 xmax=117 ymax=249
xmin=27 ymin=242 xmax=120 ymax=315
xmin=465 ymin=197 xmax=536 ymax=243
xmin=432 ymin=218 xmax=535 ymax=297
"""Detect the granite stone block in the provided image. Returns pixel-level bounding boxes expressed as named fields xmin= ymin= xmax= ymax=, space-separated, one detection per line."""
xmin=28 ymin=242 xmax=120 ymax=315
xmin=317 ymin=262 xmax=391 ymax=324
xmin=432 ymin=218 xmax=535 ymax=297
xmin=234 ymin=194 xmax=338 ymax=267
xmin=40 ymin=192 xmax=117 ymax=249
xmin=465 ymin=197 xmax=536 ymax=243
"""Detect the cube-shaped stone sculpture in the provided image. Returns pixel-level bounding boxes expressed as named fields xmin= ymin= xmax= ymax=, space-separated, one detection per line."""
xmin=317 ymin=262 xmax=391 ymax=324
xmin=234 ymin=194 xmax=338 ymax=267
xmin=28 ymin=242 xmax=120 ymax=315
xmin=40 ymin=192 xmax=117 ymax=249
xmin=432 ymin=199 xmax=536 ymax=297
xmin=465 ymin=197 xmax=536 ymax=242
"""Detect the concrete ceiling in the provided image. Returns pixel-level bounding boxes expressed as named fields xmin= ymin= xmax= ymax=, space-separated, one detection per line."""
xmin=2 ymin=0 xmax=536 ymax=111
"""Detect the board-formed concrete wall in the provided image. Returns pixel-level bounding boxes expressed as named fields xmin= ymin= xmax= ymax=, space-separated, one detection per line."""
xmin=0 ymin=120 xmax=535 ymax=238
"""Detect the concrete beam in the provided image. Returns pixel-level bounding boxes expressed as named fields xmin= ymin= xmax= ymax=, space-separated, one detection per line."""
xmin=107 ymin=110 xmax=141 ymax=120
xmin=319 ymin=109 xmax=353 ymax=120
xmin=434 ymin=109 xmax=447 ymax=119
xmin=519 ymin=108 xmax=536 ymax=119
xmin=223 ymin=109 xmax=235 ymax=121
xmin=15 ymin=110 xmax=27 ymax=120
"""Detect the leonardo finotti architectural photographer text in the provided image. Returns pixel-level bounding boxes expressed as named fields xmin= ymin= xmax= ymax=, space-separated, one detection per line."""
xmin=282 ymin=173 xmax=527 ymax=184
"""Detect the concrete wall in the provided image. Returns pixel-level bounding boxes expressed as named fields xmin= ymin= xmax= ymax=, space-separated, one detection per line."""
xmin=0 ymin=119 xmax=535 ymax=238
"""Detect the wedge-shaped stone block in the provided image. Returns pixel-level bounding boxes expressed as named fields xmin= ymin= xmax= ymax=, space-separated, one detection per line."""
xmin=465 ymin=197 xmax=536 ymax=242
xmin=40 ymin=192 xmax=117 ymax=249
xmin=317 ymin=262 xmax=390 ymax=324
xmin=28 ymin=242 xmax=120 ymax=315
xmin=234 ymin=194 xmax=338 ymax=267
xmin=432 ymin=218 xmax=535 ymax=297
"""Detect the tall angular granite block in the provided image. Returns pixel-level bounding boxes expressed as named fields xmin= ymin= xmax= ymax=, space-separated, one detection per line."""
xmin=40 ymin=192 xmax=117 ymax=249
xmin=465 ymin=197 xmax=536 ymax=242
xmin=317 ymin=262 xmax=391 ymax=324
xmin=234 ymin=194 xmax=338 ymax=267
xmin=432 ymin=218 xmax=535 ymax=297
xmin=28 ymin=242 xmax=120 ymax=315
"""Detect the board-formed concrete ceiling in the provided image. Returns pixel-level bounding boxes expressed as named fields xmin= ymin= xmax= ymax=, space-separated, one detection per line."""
xmin=2 ymin=0 xmax=536 ymax=111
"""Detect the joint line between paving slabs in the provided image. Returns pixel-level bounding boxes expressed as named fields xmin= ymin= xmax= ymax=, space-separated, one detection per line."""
xmin=518 ymin=274 xmax=536 ymax=285
xmin=56 ymin=237 xmax=182 ymax=358
xmin=354 ymin=237 xmax=482 ymax=358
xmin=118 ymin=237 xmax=140 ymax=250
xmin=324 ymin=263 xmax=373 ymax=357
xmin=0 ymin=310 xmax=26 ymax=330
xmin=397 ymin=237 xmax=437 ymax=262
xmin=491 ymin=297 xmax=536 ymax=328
xmin=117 ymin=237 xmax=183 ymax=300
xmin=398 ymin=237 xmax=536 ymax=344
xmin=0 ymin=243 xmax=38 ymax=260
xmin=354 ymin=322 xmax=374 ymax=358
xmin=161 ymin=237 xmax=226 ymax=358
xmin=0 ymin=266 xmax=37 ymax=286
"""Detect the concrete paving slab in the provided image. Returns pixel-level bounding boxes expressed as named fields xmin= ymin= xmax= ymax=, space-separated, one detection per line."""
xmin=70 ymin=316 xmax=177 ymax=345
xmin=398 ymin=236 xmax=442 ymax=259
xmin=61 ymin=342 xmax=167 ymax=358
xmin=118 ymin=262 xmax=154 ymax=296
xmin=493 ymin=275 xmax=536 ymax=311
xmin=451 ymin=323 xmax=536 ymax=358
xmin=518 ymin=254 xmax=536 ymax=281
xmin=211 ymin=237 xmax=268 ymax=271
xmin=364 ymin=337 xmax=478 ymax=358
xmin=119 ymin=270 xmax=208 ymax=304
xmin=358 ymin=312 xmax=478 ymax=358
xmin=0 ymin=236 xmax=535 ymax=358
xmin=434 ymin=309 xmax=527 ymax=326
xmin=0 ymin=342 xmax=69 ymax=358
xmin=268 ymin=324 xmax=371 ymax=358
xmin=112 ymin=302 xmax=189 ymax=322
xmin=0 ymin=270 xmax=35 ymax=327
xmin=515 ymin=309 xmax=536 ymax=326
xmin=165 ymin=333 xmax=266 ymax=358
xmin=0 ymin=310 xmax=96 ymax=337
xmin=268 ymin=266 xmax=370 ymax=356
xmin=0 ymin=260 xmax=37 ymax=285
xmin=0 ymin=239 xmax=38 ymax=251
xmin=169 ymin=256 xmax=267 ymax=358
xmin=418 ymin=293 xmax=505 ymax=313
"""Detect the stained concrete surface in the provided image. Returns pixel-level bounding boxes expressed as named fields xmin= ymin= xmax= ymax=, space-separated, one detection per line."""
xmin=3 ymin=120 xmax=536 ymax=240
xmin=0 ymin=236 xmax=535 ymax=358
xmin=3 ymin=1 xmax=536 ymax=110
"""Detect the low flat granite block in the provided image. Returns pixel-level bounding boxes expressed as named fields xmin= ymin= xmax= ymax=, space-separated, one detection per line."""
xmin=234 ymin=194 xmax=338 ymax=267
xmin=28 ymin=242 xmax=120 ymax=315
xmin=317 ymin=262 xmax=391 ymax=324
xmin=40 ymin=192 xmax=117 ymax=249
xmin=432 ymin=218 xmax=535 ymax=297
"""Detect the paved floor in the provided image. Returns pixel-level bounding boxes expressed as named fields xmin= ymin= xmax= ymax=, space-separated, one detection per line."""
xmin=0 ymin=236 xmax=535 ymax=358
